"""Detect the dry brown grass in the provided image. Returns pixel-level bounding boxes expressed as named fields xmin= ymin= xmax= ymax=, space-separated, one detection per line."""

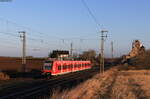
xmin=0 ymin=72 xmax=10 ymax=80
xmin=51 ymin=67 xmax=150 ymax=99
xmin=51 ymin=67 xmax=118 ymax=99
xmin=110 ymin=70 xmax=150 ymax=99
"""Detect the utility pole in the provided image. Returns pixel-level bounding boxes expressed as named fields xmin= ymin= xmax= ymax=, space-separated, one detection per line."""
xmin=70 ymin=42 xmax=73 ymax=60
xmin=100 ymin=30 xmax=108 ymax=73
xmin=111 ymin=41 xmax=114 ymax=59
xmin=19 ymin=31 xmax=26 ymax=72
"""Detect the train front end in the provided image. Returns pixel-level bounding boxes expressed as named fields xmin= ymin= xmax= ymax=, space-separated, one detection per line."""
xmin=42 ymin=60 xmax=53 ymax=77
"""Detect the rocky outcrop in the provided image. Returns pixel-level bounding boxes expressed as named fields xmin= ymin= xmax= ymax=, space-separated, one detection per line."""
xmin=126 ymin=40 xmax=145 ymax=59
xmin=122 ymin=40 xmax=145 ymax=64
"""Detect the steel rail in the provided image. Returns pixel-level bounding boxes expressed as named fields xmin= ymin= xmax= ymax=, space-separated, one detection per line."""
xmin=0 ymin=69 xmax=98 ymax=99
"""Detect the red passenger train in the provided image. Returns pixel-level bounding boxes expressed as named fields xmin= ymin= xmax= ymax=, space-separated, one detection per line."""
xmin=42 ymin=60 xmax=92 ymax=76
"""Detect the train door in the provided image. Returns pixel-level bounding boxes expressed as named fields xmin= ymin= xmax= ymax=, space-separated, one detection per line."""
xmin=70 ymin=61 xmax=73 ymax=72
xmin=72 ymin=61 xmax=74 ymax=72
xmin=56 ymin=61 xmax=61 ymax=75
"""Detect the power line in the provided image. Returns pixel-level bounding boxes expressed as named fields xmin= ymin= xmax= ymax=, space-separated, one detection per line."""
xmin=0 ymin=31 xmax=45 ymax=43
xmin=81 ymin=0 xmax=101 ymax=29
xmin=0 ymin=17 xmax=104 ymax=56
xmin=0 ymin=33 xmax=78 ymax=50
xmin=0 ymin=17 xmax=101 ymax=46
xmin=0 ymin=17 xmax=59 ymax=44
xmin=0 ymin=17 xmax=44 ymax=36
xmin=0 ymin=32 xmax=20 ymax=38
xmin=0 ymin=17 xmax=66 ymax=44
xmin=0 ymin=31 xmax=100 ymax=52
xmin=0 ymin=43 xmax=19 ymax=48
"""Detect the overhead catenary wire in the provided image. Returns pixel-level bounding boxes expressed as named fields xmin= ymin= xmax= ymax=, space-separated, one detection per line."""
xmin=81 ymin=0 xmax=102 ymax=29
xmin=0 ymin=31 xmax=58 ymax=53
xmin=0 ymin=17 xmax=44 ymax=37
xmin=0 ymin=32 xmax=20 ymax=38
xmin=0 ymin=12 xmax=102 ymax=57
xmin=0 ymin=17 xmax=100 ymax=43
xmin=0 ymin=31 xmax=45 ymax=43
xmin=0 ymin=17 xmax=64 ymax=42
xmin=0 ymin=18 xmax=90 ymax=47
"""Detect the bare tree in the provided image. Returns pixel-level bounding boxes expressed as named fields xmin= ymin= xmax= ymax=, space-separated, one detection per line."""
xmin=79 ymin=50 xmax=97 ymax=65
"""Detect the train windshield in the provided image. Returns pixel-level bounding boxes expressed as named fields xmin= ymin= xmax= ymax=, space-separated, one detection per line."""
xmin=44 ymin=61 xmax=53 ymax=70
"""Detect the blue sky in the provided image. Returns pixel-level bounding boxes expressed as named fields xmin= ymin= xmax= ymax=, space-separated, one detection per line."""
xmin=0 ymin=0 xmax=150 ymax=57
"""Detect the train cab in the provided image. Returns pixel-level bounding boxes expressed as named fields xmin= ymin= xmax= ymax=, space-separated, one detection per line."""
xmin=43 ymin=60 xmax=53 ymax=76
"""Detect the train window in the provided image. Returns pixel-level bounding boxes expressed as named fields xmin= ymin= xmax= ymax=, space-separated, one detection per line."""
xmin=44 ymin=61 xmax=53 ymax=70
xmin=68 ymin=65 xmax=71 ymax=69
xmin=65 ymin=65 xmax=67 ymax=69
xmin=79 ymin=64 xmax=81 ymax=67
xmin=62 ymin=64 xmax=65 ymax=69
xmin=44 ymin=66 xmax=51 ymax=70
xmin=76 ymin=64 xmax=78 ymax=67
xmin=58 ymin=66 xmax=61 ymax=70
xmin=66 ymin=65 xmax=68 ymax=69
xmin=71 ymin=64 xmax=73 ymax=68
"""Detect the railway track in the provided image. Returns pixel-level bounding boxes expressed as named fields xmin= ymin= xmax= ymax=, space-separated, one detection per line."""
xmin=0 ymin=68 xmax=99 ymax=99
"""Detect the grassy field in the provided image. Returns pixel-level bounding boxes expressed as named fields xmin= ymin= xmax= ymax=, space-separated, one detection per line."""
xmin=0 ymin=56 xmax=45 ymax=79
xmin=0 ymin=56 xmax=45 ymax=72
xmin=51 ymin=66 xmax=150 ymax=99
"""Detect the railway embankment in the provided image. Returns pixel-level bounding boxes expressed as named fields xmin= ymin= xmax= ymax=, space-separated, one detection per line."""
xmin=51 ymin=65 xmax=150 ymax=99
